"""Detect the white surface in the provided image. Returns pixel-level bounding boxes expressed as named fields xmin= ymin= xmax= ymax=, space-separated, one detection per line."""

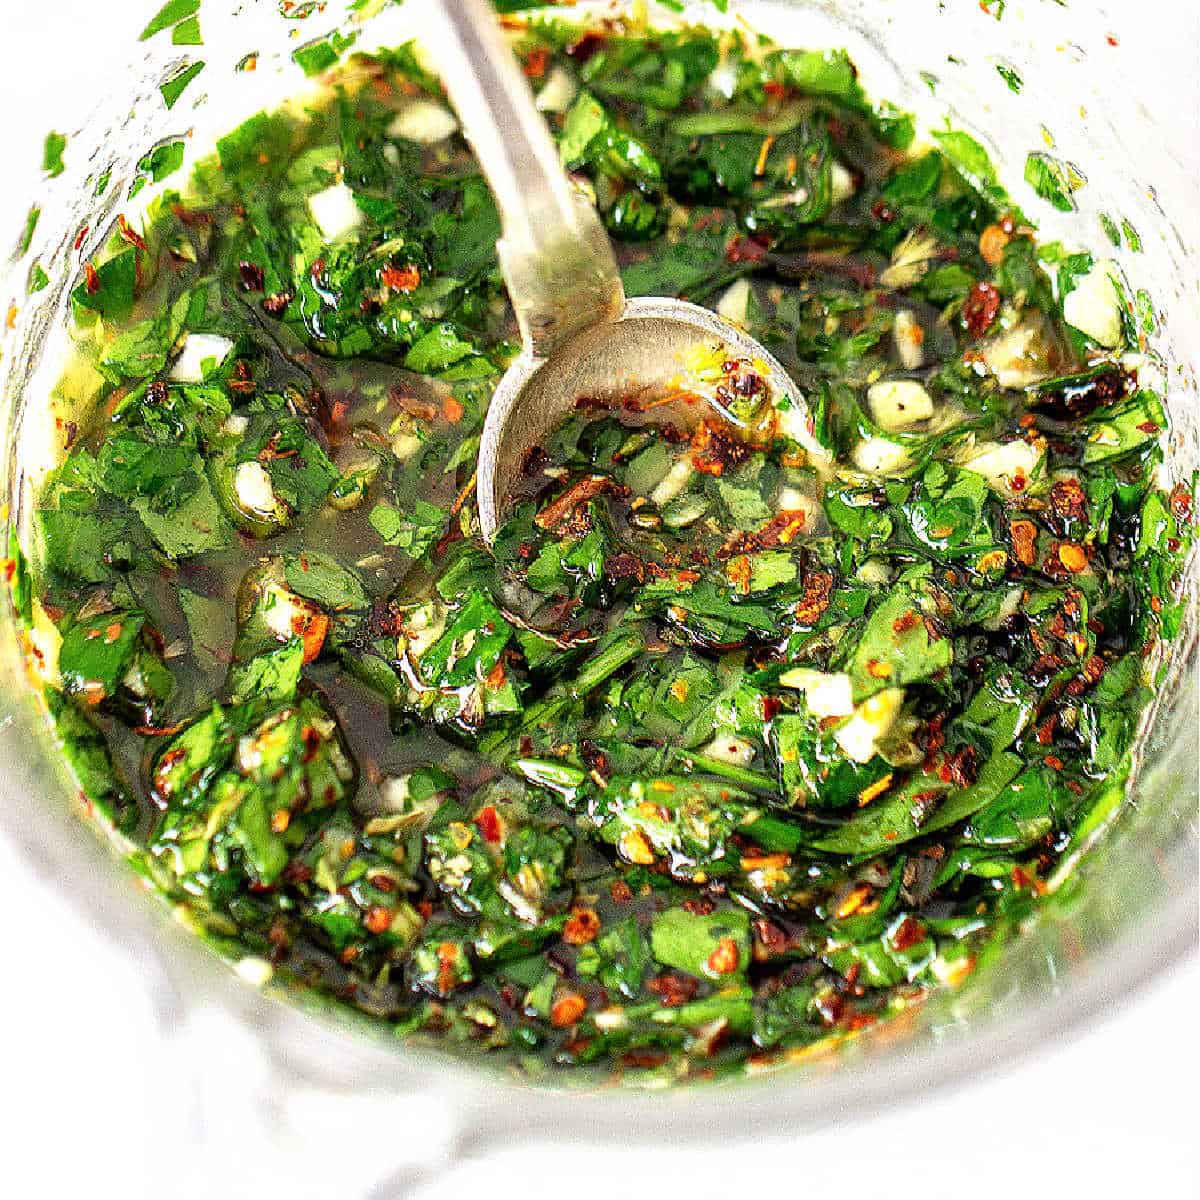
xmin=0 ymin=2 xmax=1196 ymax=1197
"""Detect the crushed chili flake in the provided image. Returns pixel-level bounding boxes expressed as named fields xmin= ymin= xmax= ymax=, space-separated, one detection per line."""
xmin=724 ymin=234 xmax=770 ymax=264
xmin=1010 ymin=518 xmax=1039 ymax=566
xmin=239 ymin=261 xmax=266 ymax=292
xmin=563 ymin=906 xmax=601 ymax=946
xmin=689 ymin=420 xmax=751 ymax=477
xmin=707 ymin=937 xmax=740 ymax=975
xmin=794 ymin=570 xmax=833 ymax=626
xmin=117 ymin=214 xmax=147 ymax=252
xmin=962 ymin=280 xmax=1001 ymax=336
xmin=550 ymin=993 xmax=588 ymax=1028
xmin=381 ymin=263 xmax=421 ymax=293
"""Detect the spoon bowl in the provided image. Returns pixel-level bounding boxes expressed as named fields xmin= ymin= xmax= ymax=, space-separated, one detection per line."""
xmin=476 ymin=296 xmax=813 ymax=540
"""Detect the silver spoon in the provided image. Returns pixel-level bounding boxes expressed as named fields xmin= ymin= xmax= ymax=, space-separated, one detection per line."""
xmin=431 ymin=0 xmax=819 ymax=540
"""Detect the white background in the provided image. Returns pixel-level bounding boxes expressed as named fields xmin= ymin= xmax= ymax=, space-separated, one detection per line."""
xmin=0 ymin=2 xmax=1195 ymax=1197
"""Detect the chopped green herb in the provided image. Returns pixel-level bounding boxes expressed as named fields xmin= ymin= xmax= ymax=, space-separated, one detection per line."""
xmin=17 ymin=12 xmax=1189 ymax=1084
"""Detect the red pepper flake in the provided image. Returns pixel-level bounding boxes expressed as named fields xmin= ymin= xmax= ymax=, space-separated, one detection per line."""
xmin=535 ymin=474 xmax=625 ymax=531
xmin=1056 ymin=542 xmax=1088 ymax=574
xmin=718 ymin=509 xmax=807 ymax=559
xmin=239 ymin=261 xmax=266 ymax=292
xmin=689 ymin=419 xmax=751 ymax=477
xmin=228 ymin=362 xmax=257 ymax=397
xmin=1168 ymin=485 xmax=1192 ymax=521
xmin=962 ymin=281 xmax=1001 ymax=336
xmin=381 ymin=263 xmax=421 ymax=293
xmin=1136 ymin=421 xmax=1160 ymax=434
xmin=74 ymin=225 xmax=90 ymax=251
xmin=565 ymin=31 xmax=606 ymax=62
xmin=890 ymin=917 xmax=927 ymax=952
xmin=892 ymin=609 xmax=920 ymax=635
xmin=84 ymin=263 xmax=100 ymax=295
xmin=562 ymin=906 xmax=601 ymax=946
xmin=978 ymin=222 xmax=1012 ymax=266
xmin=648 ymin=971 xmax=699 ymax=1007
xmin=1106 ymin=34 xmax=1120 ymax=46
xmin=752 ymin=919 xmax=790 ymax=960
xmin=523 ymin=47 xmax=548 ymax=78
xmin=870 ymin=198 xmax=896 ymax=223
xmin=1045 ymin=754 xmax=1065 ymax=771
xmin=132 ymin=721 xmax=187 ymax=738
xmin=473 ymin=805 xmax=503 ymax=844
xmin=726 ymin=554 xmax=752 ymax=596
xmin=364 ymin=906 xmax=393 ymax=935
xmin=117 ymin=214 xmax=147 ymax=252
xmin=441 ymin=394 xmax=465 ymax=424
xmin=261 ymin=291 xmax=293 ymax=317
xmin=815 ymin=990 xmax=846 ymax=1026
xmin=937 ymin=746 xmax=978 ymax=788
xmin=290 ymin=607 xmax=328 ymax=664
xmin=724 ymin=234 xmax=770 ymax=265
xmin=550 ymin=992 xmax=587 ymax=1028
xmin=622 ymin=1049 xmax=669 ymax=1069
xmin=762 ymin=80 xmax=787 ymax=99
xmin=706 ymin=937 xmax=740 ymax=975
xmin=610 ymin=879 xmax=633 ymax=904
xmin=436 ymin=942 xmax=460 ymax=996
xmin=1046 ymin=478 xmax=1088 ymax=530
xmin=794 ymin=570 xmax=833 ymax=627
xmin=301 ymin=726 xmax=323 ymax=765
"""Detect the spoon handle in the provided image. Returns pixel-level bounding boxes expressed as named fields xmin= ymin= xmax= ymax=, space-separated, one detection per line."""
xmin=430 ymin=0 xmax=625 ymax=356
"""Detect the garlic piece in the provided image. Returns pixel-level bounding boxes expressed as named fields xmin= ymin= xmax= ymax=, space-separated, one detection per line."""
xmin=980 ymin=317 xmax=1054 ymax=389
xmin=892 ymin=309 xmax=925 ymax=370
xmin=1063 ymin=259 xmax=1124 ymax=348
xmin=307 ymin=182 xmax=363 ymax=244
xmin=778 ymin=668 xmax=855 ymax=718
xmin=535 ymin=66 xmax=578 ymax=114
xmin=717 ymin=278 xmax=753 ymax=328
xmin=880 ymin=229 xmax=939 ymax=290
xmin=388 ymin=99 xmax=459 ymax=145
xmin=650 ymin=457 xmax=696 ymax=506
xmin=701 ymin=734 xmax=757 ymax=767
xmin=853 ymin=435 xmax=913 ymax=477
xmin=233 ymin=461 xmax=278 ymax=517
xmin=867 ymin=379 xmax=934 ymax=432
xmin=170 ymin=333 xmax=235 ymax=383
xmin=962 ymin=438 xmax=1043 ymax=496
xmin=834 ymin=688 xmax=906 ymax=764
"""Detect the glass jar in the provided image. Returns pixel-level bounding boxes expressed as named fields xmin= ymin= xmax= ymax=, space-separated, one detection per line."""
xmin=0 ymin=0 xmax=1194 ymax=1184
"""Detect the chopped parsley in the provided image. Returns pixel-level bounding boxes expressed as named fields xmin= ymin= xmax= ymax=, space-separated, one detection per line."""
xmin=15 ymin=13 xmax=1192 ymax=1085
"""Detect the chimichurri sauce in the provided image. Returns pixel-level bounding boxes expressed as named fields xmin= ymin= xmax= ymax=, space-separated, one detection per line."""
xmin=16 ymin=17 xmax=1194 ymax=1082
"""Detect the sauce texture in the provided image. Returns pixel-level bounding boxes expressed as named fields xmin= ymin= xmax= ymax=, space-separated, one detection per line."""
xmin=13 ymin=17 xmax=1194 ymax=1082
